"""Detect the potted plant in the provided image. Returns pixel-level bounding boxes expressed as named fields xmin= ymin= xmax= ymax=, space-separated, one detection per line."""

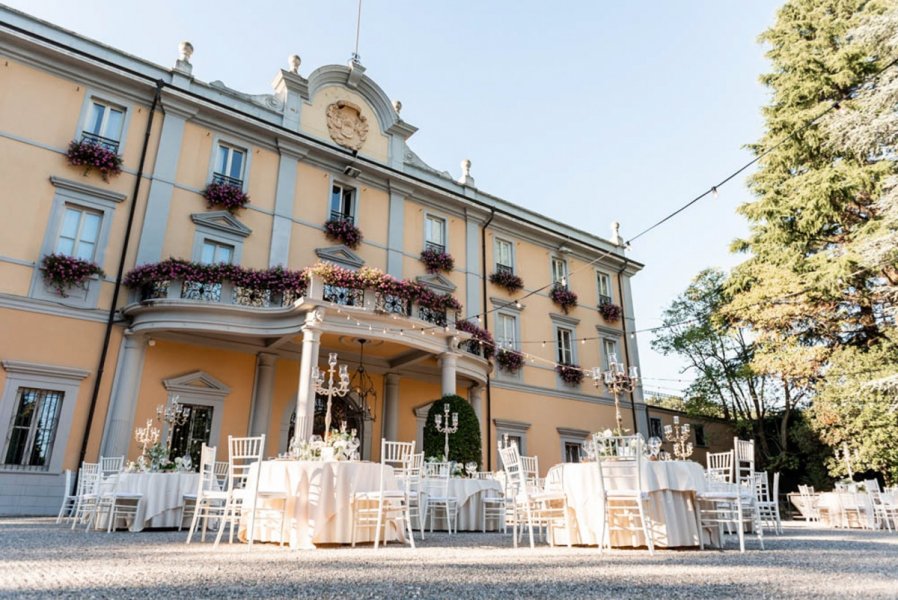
xmin=419 ymin=247 xmax=454 ymax=274
xmin=41 ymin=253 xmax=105 ymax=297
xmin=455 ymin=319 xmax=495 ymax=359
xmin=323 ymin=218 xmax=363 ymax=249
xmin=202 ymin=181 xmax=250 ymax=212
xmin=495 ymin=348 xmax=525 ymax=374
xmin=489 ymin=270 xmax=524 ymax=293
xmin=556 ymin=364 xmax=584 ymax=386
xmin=66 ymin=139 xmax=123 ymax=181
xmin=599 ymin=302 xmax=622 ymax=323
xmin=549 ymin=284 xmax=578 ymax=314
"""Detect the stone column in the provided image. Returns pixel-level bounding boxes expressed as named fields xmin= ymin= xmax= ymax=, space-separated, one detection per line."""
xmin=383 ymin=373 xmax=400 ymax=442
xmin=100 ymin=333 xmax=147 ymax=458
xmin=249 ymin=353 xmax=277 ymax=439
xmin=439 ymin=352 xmax=458 ymax=397
xmin=294 ymin=317 xmax=321 ymax=442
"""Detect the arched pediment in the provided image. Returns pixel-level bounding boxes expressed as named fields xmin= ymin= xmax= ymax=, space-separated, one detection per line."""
xmin=306 ymin=65 xmax=417 ymax=140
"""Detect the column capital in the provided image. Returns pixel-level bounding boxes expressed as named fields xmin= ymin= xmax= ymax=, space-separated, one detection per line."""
xmin=257 ymin=352 xmax=278 ymax=366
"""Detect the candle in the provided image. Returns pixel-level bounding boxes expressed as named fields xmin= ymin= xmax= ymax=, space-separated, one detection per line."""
xmin=673 ymin=415 xmax=679 ymax=425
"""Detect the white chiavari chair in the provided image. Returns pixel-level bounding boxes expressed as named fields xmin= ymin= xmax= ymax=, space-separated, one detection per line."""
xmin=592 ymin=434 xmax=656 ymax=555
xmin=404 ymin=452 xmax=427 ymax=540
xmin=99 ymin=456 xmax=124 ymax=476
xmin=755 ymin=471 xmax=782 ymax=534
xmin=55 ymin=469 xmax=78 ymax=524
xmin=706 ymin=451 xmax=734 ymax=484
xmin=351 ymin=439 xmax=416 ymax=549
xmin=71 ymin=462 xmax=100 ymax=529
xmin=797 ymin=484 xmax=820 ymax=522
xmin=186 ymin=444 xmax=229 ymax=542
xmin=423 ymin=461 xmax=458 ymax=534
xmin=498 ymin=443 xmax=570 ymax=549
xmin=90 ymin=463 xmax=143 ymax=533
xmin=695 ymin=438 xmax=764 ymax=552
xmin=214 ymin=435 xmax=289 ymax=549
xmin=214 ymin=461 xmax=230 ymax=490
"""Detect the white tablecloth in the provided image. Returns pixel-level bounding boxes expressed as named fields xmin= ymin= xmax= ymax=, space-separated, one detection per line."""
xmin=424 ymin=478 xmax=503 ymax=531
xmin=238 ymin=460 xmax=403 ymax=549
xmin=817 ymin=492 xmax=875 ymax=529
xmin=548 ymin=461 xmax=711 ymax=548
xmin=107 ymin=472 xmax=200 ymax=531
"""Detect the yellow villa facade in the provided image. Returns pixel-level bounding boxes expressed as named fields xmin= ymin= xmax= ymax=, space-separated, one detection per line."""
xmin=0 ymin=7 xmax=729 ymax=515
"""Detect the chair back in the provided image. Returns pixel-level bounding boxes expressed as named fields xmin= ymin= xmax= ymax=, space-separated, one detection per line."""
xmin=798 ymin=484 xmax=815 ymax=496
xmin=499 ymin=443 xmax=528 ymax=501
xmin=593 ymin=434 xmax=645 ymax=497
xmin=195 ymin=444 xmax=218 ymax=500
xmin=214 ymin=461 xmax=229 ymax=490
xmin=378 ymin=439 xmax=414 ymax=494
xmin=544 ymin=465 xmax=564 ymax=494
xmin=706 ymin=450 xmax=734 ymax=484
xmin=405 ymin=452 xmax=424 ymax=497
xmin=734 ymin=438 xmax=755 ymax=487
xmin=79 ymin=462 xmax=100 ymax=496
xmin=99 ymin=456 xmax=124 ymax=476
xmin=62 ymin=469 xmax=74 ymax=498
xmin=521 ymin=455 xmax=539 ymax=484
xmin=772 ymin=471 xmax=780 ymax=504
xmin=864 ymin=478 xmax=881 ymax=493
xmin=476 ymin=471 xmax=495 ymax=480
xmin=754 ymin=471 xmax=771 ymax=503
xmin=423 ymin=461 xmax=452 ymax=497
xmin=226 ymin=435 xmax=265 ymax=494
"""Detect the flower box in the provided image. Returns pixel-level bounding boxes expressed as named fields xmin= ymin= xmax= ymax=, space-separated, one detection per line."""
xmin=549 ymin=284 xmax=578 ymax=314
xmin=599 ymin=302 xmax=622 ymax=323
xmin=456 ymin=319 xmax=495 ymax=359
xmin=420 ymin=247 xmax=455 ymax=274
xmin=556 ymin=364 xmax=584 ymax=386
xmin=489 ymin=270 xmax=524 ymax=293
xmin=323 ymin=218 xmax=363 ymax=249
xmin=495 ymin=348 xmax=525 ymax=374
xmin=66 ymin=139 xmax=123 ymax=181
xmin=202 ymin=181 xmax=249 ymax=213
xmin=41 ymin=253 xmax=105 ymax=297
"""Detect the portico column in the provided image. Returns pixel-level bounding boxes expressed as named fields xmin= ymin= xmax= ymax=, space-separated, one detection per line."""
xmin=439 ymin=352 xmax=458 ymax=397
xmin=100 ymin=332 xmax=147 ymax=458
xmin=294 ymin=316 xmax=321 ymax=443
xmin=249 ymin=353 xmax=277 ymax=439
xmin=383 ymin=373 xmax=400 ymax=442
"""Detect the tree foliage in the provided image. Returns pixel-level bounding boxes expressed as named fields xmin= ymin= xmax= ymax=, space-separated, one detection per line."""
xmin=422 ymin=395 xmax=482 ymax=467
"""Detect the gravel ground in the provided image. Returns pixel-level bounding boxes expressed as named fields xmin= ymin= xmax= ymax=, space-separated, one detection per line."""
xmin=1 ymin=518 xmax=896 ymax=599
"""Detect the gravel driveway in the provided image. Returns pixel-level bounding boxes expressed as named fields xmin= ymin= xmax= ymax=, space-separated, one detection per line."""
xmin=1 ymin=518 xmax=896 ymax=599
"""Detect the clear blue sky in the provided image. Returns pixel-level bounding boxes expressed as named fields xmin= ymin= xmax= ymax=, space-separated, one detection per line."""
xmin=6 ymin=0 xmax=783 ymax=393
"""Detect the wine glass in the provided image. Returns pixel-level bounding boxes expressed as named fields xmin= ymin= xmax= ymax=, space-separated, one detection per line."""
xmin=648 ymin=436 xmax=662 ymax=459
xmin=465 ymin=461 xmax=478 ymax=478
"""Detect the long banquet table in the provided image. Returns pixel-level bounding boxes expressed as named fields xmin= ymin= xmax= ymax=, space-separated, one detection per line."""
xmin=98 ymin=471 xmax=200 ymax=531
xmin=238 ymin=460 xmax=405 ymax=549
xmin=817 ymin=491 xmax=875 ymax=529
xmin=547 ymin=460 xmax=713 ymax=548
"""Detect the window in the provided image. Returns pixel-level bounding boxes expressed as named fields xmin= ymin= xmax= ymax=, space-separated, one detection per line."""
xmin=82 ymin=100 xmax=124 ymax=152
xmin=694 ymin=424 xmax=707 ymax=447
xmin=496 ymin=313 xmax=517 ymax=350
xmin=504 ymin=435 xmax=523 ymax=452
xmin=649 ymin=417 xmax=663 ymax=439
xmin=556 ymin=327 xmax=574 ymax=365
xmin=330 ymin=184 xmax=356 ymax=222
xmin=495 ymin=238 xmax=514 ymax=273
xmin=425 ymin=215 xmax=446 ymax=252
xmin=551 ymin=257 xmax=567 ymax=287
xmin=597 ymin=272 xmax=613 ymax=306
xmin=168 ymin=404 xmax=214 ymax=466
xmin=602 ymin=339 xmax=619 ymax=370
xmin=200 ymin=240 xmax=235 ymax=265
xmin=564 ymin=442 xmax=581 ymax=463
xmin=55 ymin=205 xmax=102 ymax=261
xmin=3 ymin=387 xmax=63 ymax=469
xmin=213 ymin=144 xmax=246 ymax=187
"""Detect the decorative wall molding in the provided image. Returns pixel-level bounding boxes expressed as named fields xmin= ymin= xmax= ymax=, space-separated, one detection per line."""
xmin=315 ymin=245 xmax=365 ymax=269
xmin=191 ymin=211 xmax=252 ymax=238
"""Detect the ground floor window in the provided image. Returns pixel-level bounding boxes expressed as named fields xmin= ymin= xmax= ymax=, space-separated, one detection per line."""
xmin=564 ymin=441 xmax=581 ymax=463
xmin=168 ymin=404 xmax=213 ymax=466
xmin=3 ymin=387 xmax=64 ymax=469
xmin=287 ymin=394 xmax=368 ymax=453
xmin=649 ymin=416 xmax=663 ymax=439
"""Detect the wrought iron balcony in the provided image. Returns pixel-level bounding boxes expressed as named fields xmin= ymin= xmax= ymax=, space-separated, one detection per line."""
xmin=496 ymin=263 xmax=514 ymax=275
xmin=134 ymin=279 xmax=300 ymax=308
xmin=80 ymin=131 xmax=119 ymax=153
xmin=599 ymin=294 xmax=613 ymax=306
xmin=329 ymin=210 xmax=354 ymax=223
xmin=212 ymin=172 xmax=244 ymax=188
xmin=425 ymin=241 xmax=445 ymax=254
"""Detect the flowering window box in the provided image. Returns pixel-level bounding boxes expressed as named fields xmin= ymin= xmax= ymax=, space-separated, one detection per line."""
xmin=456 ymin=319 xmax=495 ymax=359
xmin=549 ymin=284 xmax=578 ymax=314
xmin=489 ymin=270 xmax=524 ymax=293
xmin=324 ymin=218 xmax=363 ymax=249
xmin=202 ymin=181 xmax=249 ymax=213
xmin=495 ymin=348 xmax=525 ymax=374
xmin=599 ymin=302 xmax=622 ymax=323
xmin=66 ymin=139 xmax=123 ymax=181
xmin=420 ymin=247 xmax=455 ymax=274
xmin=41 ymin=253 xmax=105 ymax=297
xmin=556 ymin=364 xmax=584 ymax=386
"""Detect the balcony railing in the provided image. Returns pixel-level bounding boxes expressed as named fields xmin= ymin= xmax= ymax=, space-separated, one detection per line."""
xmin=496 ymin=263 xmax=514 ymax=275
xmin=322 ymin=284 xmax=365 ymax=307
xmin=80 ymin=131 xmax=119 ymax=153
xmin=425 ymin=241 xmax=445 ymax=254
xmin=599 ymin=294 xmax=613 ymax=306
xmin=134 ymin=279 xmax=300 ymax=308
xmin=329 ymin=210 xmax=354 ymax=223
xmin=212 ymin=172 xmax=244 ymax=188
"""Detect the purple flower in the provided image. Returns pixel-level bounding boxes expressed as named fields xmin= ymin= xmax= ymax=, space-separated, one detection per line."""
xmin=66 ymin=140 xmax=123 ymax=182
xmin=549 ymin=284 xmax=578 ymax=314
xmin=419 ymin=248 xmax=455 ymax=274
xmin=599 ymin=302 xmax=622 ymax=322
xmin=42 ymin=253 xmax=105 ymax=296
xmin=202 ymin=182 xmax=250 ymax=212
xmin=495 ymin=348 xmax=524 ymax=373
xmin=324 ymin=218 xmax=363 ymax=249
xmin=555 ymin=364 xmax=584 ymax=386
xmin=489 ymin=270 xmax=524 ymax=293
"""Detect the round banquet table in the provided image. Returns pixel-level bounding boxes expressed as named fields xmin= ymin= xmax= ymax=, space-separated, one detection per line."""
xmin=238 ymin=460 xmax=404 ymax=549
xmin=423 ymin=478 xmax=503 ymax=532
xmin=548 ymin=460 xmax=713 ymax=548
xmin=98 ymin=471 xmax=200 ymax=531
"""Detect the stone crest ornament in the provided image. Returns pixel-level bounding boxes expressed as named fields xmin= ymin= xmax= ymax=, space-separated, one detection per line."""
xmin=326 ymin=101 xmax=369 ymax=151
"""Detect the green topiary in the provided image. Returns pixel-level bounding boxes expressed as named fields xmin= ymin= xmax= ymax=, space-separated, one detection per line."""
xmin=423 ymin=394 xmax=482 ymax=468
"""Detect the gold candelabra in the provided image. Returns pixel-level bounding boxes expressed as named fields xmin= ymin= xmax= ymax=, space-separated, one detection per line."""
xmin=663 ymin=415 xmax=693 ymax=460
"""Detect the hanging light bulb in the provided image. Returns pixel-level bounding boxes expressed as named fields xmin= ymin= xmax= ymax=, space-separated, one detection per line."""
xmin=515 ymin=300 xmax=522 ymax=309
xmin=711 ymin=186 xmax=719 ymax=199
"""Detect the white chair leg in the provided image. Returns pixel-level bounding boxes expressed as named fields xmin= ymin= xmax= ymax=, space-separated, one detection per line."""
xmin=374 ymin=501 xmax=384 ymax=550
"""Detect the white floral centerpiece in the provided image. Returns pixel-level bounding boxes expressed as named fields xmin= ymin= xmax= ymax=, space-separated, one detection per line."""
xmin=288 ymin=422 xmax=360 ymax=461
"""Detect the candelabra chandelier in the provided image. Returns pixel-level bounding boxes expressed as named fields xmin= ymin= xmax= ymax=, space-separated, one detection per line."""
xmin=434 ymin=403 xmax=459 ymax=461
xmin=664 ymin=415 xmax=693 ymax=460
xmin=157 ymin=395 xmax=190 ymax=452
xmin=592 ymin=353 xmax=639 ymax=434
xmin=134 ymin=418 xmax=159 ymax=461
xmin=351 ymin=339 xmax=377 ymax=421
xmin=315 ymin=352 xmax=350 ymax=441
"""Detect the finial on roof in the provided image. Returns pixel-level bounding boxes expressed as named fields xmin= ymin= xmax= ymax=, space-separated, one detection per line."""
xmin=288 ymin=54 xmax=301 ymax=75
xmin=178 ymin=41 xmax=194 ymax=63
xmin=393 ymin=100 xmax=402 ymax=115
xmin=458 ymin=159 xmax=475 ymax=187
xmin=611 ymin=221 xmax=623 ymax=246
